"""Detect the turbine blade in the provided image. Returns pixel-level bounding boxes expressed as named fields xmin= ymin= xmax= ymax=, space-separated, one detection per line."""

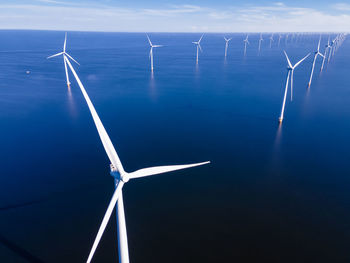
xmin=317 ymin=36 xmax=321 ymax=51
xmin=65 ymin=53 xmax=80 ymax=65
xmin=294 ymin=53 xmax=310 ymax=68
xmin=86 ymin=182 xmax=124 ymax=263
xmin=128 ymin=161 xmax=210 ymax=179
xmin=153 ymin=45 xmax=163 ymax=48
xmin=63 ymin=32 xmax=67 ymax=52
xmin=146 ymin=34 xmax=152 ymax=46
xmin=47 ymin=52 xmax=63 ymax=59
xmin=198 ymin=43 xmax=203 ymax=52
xmin=283 ymin=50 xmax=292 ymax=68
xmin=64 ymin=56 xmax=125 ymax=174
xmin=199 ymin=34 xmax=204 ymax=43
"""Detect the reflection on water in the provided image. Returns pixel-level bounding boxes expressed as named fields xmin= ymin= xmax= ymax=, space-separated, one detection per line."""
xmin=149 ymin=72 xmax=157 ymax=100
xmin=67 ymin=85 xmax=77 ymax=118
xmin=270 ymin=123 xmax=283 ymax=175
xmin=273 ymin=123 xmax=283 ymax=153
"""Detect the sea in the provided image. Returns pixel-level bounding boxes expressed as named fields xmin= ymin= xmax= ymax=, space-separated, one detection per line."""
xmin=0 ymin=30 xmax=350 ymax=262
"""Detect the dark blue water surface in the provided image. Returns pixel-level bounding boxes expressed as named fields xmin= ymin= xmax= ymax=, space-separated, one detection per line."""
xmin=1 ymin=31 xmax=350 ymax=263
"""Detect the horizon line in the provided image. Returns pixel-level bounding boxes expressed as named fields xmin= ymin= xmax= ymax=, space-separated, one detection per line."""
xmin=0 ymin=29 xmax=347 ymax=34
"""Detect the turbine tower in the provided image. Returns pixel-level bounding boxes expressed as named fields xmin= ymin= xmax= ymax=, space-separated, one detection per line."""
xmin=278 ymin=34 xmax=283 ymax=47
xmin=243 ymin=35 xmax=249 ymax=55
xmin=224 ymin=37 xmax=232 ymax=58
xmin=47 ymin=32 xmax=79 ymax=88
xmin=307 ymin=36 xmax=324 ymax=88
xmin=279 ymin=51 xmax=310 ymax=123
xmin=320 ymin=36 xmax=331 ymax=72
xmin=258 ymin=33 xmax=263 ymax=52
xmin=60 ymin=55 xmax=210 ymax=263
xmin=269 ymin=34 xmax=274 ymax=48
xmin=192 ymin=34 xmax=203 ymax=64
xmin=147 ymin=35 xmax=163 ymax=72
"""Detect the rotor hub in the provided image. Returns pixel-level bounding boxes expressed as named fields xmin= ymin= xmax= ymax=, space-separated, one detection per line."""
xmin=110 ymin=164 xmax=129 ymax=182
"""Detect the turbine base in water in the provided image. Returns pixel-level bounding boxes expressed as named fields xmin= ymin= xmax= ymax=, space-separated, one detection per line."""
xmin=278 ymin=117 xmax=283 ymax=123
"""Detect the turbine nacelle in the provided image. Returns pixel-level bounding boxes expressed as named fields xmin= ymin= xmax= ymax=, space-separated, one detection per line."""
xmin=110 ymin=164 xmax=129 ymax=183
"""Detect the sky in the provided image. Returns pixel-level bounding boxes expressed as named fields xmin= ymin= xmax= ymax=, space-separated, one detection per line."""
xmin=0 ymin=0 xmax=350 ymax=32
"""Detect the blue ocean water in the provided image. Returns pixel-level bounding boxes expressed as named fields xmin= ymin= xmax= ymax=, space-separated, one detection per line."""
xmin=0 ymin=31 xmax=350 ymax=262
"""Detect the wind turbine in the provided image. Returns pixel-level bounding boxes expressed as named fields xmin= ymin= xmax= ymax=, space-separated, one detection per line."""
xmin=307 ymin=36 xmax=324 ymax=88
xmin=329 ymin=35 xmax=339 ymax=61
xmin=192 ymin=34 xmax=203 ymax=64
xmin=60 ymin=55 xmax=210 ymax=263
xmin=278 ymin=34 xmax=283 ymax=47
xmin=147 ymin=35 xmax=163 ymax=72
xmin=320 ymin=36 xmax=331 ymax=72
xmin=279 ymin=51 xmax=310 ymax=123
xmin=224 ymin=37 xmax=232 ymax=58
xmin=258 ymin=33 xmax=263 ymax=52
xmin=269 ymin=34 xmax=274 ymax=48
xmin=47 ymin=32 xmax=79 ymax=88
xmin=243 ymin=35 xmax=249 ymax=55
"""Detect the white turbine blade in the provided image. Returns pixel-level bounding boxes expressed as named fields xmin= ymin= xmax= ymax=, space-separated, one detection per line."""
xmin=128 ymin=161 xmax=210 ymax=179
xmin=198 ymin=43 xmax=203 ymax=52
xmin=63 ymin=32 xmax=67 ymax=52
xmin=146 ymin=34 xmax=152 ymax=46
xmin=198 ymin=34 xmax=204 ymax=43
xmin=318 ymin=52 xmax=325 ymax=58
xmin=153 ymin=45 xmax=163 ymax=48
xmin=283 ymin=51 xmax=292 ymax=68
xmin=65 ymin=53 xmax=80 ymax=65
xmin=192 ymin=42 xmax=198 ymax=44
xmin=228 ymin=38 xmax=232 ymax=41
xmin=64 ymin=56 xmax=125 ymax=174
xmin=224 ymin=37 xmax=228 ymax=41
xmin=47 ymin=52 xmax=63 ymax=59
xmin=86 ymin=182 xmax=124 ymax=263
xmin=317 ymin=36 xmax=321 ymax=51
xmin=294 ymin=53 xmax=310 ymax=68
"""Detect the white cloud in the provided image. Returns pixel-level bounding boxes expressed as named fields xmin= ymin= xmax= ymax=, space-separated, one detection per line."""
xmin=332 ymin=3 xmax=350 ymax=11
xmin=0 ymin=2 xmax=349 ymax=32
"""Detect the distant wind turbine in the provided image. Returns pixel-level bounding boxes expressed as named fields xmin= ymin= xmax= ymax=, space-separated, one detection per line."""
xmin=147 ymin=35 xmax=163 ymax=72
xmin=307 ymin=36 xmax=324 ymax=88
xmin=258 ymin=33 xmax=263 ymax=52
xmin=279 ymin=51 xmax=310 ymax=123
xmin=320 ymin=36 xmax=331 ymax=72
xmin=192 ymin=34 xmax=204 ymax=64
xmin=269 ymin=34 xmax=274 ymax=48
xmin=61 ymin=56 xmax=210 ymax=263
xmin=278 ymin=34 xmax=283 ymax=47
xmin=328 ymin=37 xmax=337 ymax=62
xmin=224 ymin=37 xmax=232 ymax=58
xmin=47 ymin=33 xmax=79 ymax=88
xmin=243 ymin=35 xmax=249 ymax=55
